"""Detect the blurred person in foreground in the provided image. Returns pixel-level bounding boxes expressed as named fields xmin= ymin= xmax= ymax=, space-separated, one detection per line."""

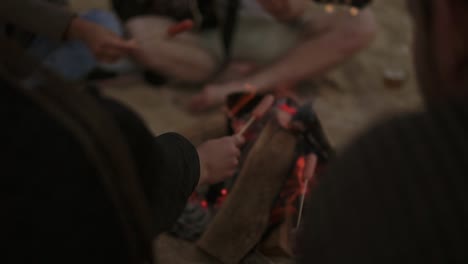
xmin=0 ymin=0 xmax=137 ymax=80
xmin=1 ymin=3 xmax=245 ymax=263
xmin=1 ymin=50 xmax=244 ymax=263
xmin=299 ymin=0 xmax=468 ymax=263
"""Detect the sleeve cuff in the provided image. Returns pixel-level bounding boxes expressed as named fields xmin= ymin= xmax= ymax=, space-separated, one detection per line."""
xmin=151 ymin=132 xmax=200 ymax=234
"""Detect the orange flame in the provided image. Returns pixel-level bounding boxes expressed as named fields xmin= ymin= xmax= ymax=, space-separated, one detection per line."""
xmin=228 ymin=83 xmax=257 ymax=118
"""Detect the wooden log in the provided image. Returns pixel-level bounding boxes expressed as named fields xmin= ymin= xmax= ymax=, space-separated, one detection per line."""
xmin=258 ymin=219 xmax=294 ymax=258
xmin=155 ymin=234 xmax=221 ymax=264
xmin=197 ymin=119 xmax=298 ymax=264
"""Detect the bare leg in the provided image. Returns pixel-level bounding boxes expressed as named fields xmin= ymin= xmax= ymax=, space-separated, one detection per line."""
xmin=126 ymin=16 xmax=218 ymax=82
xmin=189 ymin=9 xmax=377 ymax=111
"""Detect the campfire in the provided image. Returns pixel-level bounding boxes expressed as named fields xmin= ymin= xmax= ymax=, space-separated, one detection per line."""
xmin=171 ymin=89 xmax=334 ymax=261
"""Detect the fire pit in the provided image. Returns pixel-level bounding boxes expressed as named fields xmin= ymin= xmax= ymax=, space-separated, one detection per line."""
xmin=171 ymin=91 xmax=333 ymax=263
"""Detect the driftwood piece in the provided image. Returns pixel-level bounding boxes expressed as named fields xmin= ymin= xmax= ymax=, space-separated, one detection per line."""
xmin=197 ymin=119 xmax=297 ymax=264
xmin=258 ymin=220 xmax=294 ymax=258
xmin=154 ymin=234 xmax=221 ymax=264
xmin=154 ymin=235 xmax=293 ymax=264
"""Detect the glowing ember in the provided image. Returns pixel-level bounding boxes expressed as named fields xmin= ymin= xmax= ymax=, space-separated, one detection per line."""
xmin=296 ymin=156 xmax=306 ymax=180
xmin=201 ymin=200 xmax=208 ymax=208
xmin=221 ymin=189 xmax=228 ymax=196
xmin=279 ymin=103 xmax=298 ymax=115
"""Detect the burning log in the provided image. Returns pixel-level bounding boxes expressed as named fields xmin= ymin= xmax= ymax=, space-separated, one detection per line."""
xmin=259 ymin=220 xmax=295 ymax=258
xmin=166 ymin=93 xmax=333 ymax=263
xmin=197 ymin=118 xmax=298 ymax=264
xmin=259 ymin=153 xmax=319 ymax=258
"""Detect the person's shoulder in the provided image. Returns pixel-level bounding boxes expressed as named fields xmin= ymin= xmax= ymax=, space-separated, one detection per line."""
xmin=326 ymin=100 xmax=468 ymax=180
xmin=353 ymin=100 xmax=468 ymax=149
xmin=299 ymin=103 xmax=468 ymax=264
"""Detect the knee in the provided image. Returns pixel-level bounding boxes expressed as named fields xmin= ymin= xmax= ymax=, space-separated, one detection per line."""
xmin=125 ymin=16 xmax=175 ymax=37
xmin=340 ymin=9 xmax=378 ymax=53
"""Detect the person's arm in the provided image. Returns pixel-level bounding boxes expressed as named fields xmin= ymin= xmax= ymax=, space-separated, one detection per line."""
xmin=99 ymin=97 xmax=244 ymax=235
xmin=1 ymin=0 xmax=138 ymax=62
xmin=66 ymin=17 xmax=138 ymax=63
xmin=245 ymin=8 xmax=377 ymax=93
xmin=1 ymin=0 xmax=76 ymax=41
xmin=256 ymin=0 xmax=308 ymax=22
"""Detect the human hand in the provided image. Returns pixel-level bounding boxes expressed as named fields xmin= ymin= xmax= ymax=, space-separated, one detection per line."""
xmin=256 ymin=0 xmax=307 ymax=21
xmin=67 ymin=17 xmax=138 ymax=63
xmin=197 ymin=135 xmax=245 ymax=186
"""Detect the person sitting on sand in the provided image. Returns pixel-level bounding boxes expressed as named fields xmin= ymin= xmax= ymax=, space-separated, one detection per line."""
xmin=116 ymin=0 xmax=376 ymax=111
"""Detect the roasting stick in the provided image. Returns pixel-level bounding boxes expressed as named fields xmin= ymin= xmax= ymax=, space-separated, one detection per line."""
xmin=134 ymin=19 xmax=195 ymax=44
xmin=167 ymin=19 xmax=195 ymax=37
xmin=296 ymin=153 xmax=318 ymax=228
xmin=236 ymin=95 xmax=275 ymax=136
xmin=228 ymin=84 xmax=257 ymax=118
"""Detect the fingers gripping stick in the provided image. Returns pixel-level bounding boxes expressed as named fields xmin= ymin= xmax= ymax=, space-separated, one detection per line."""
xmin=237 ymin=95 xmax=275 ymax=136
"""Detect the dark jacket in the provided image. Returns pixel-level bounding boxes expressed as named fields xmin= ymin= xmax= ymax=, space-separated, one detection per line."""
xmin=0 ymin=40 xmax=200 ymax=263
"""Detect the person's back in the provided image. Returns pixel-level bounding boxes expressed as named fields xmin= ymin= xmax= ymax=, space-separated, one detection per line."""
xmin=299 ymin=100 xmax=468 ymax=263
xmin=0 ymin=78 xmax=132 ymax=263
xmin=0 ymin=39 xmax=244 ymax=262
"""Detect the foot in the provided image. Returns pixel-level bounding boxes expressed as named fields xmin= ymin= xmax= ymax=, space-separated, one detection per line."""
xmin=189 ymin=82 xmax=246 ymax=112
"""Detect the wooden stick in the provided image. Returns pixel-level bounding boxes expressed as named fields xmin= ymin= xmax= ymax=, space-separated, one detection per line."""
xmin=296 ymin=154 xmax=318 ymax=228
xmin=236 ymin=116 xmax=255 ymax=136
xmin=228 ymin=84 xmax=258 ymax=118
xmin=167 ymin=19 xmax=195 ymax=37
xmin=236 ymin=95 xmax=275 ymax=136
xmin=229 ymin=92 xmax=256 ymax=118
xmin=296 ymin=179 xmax=309 ymax=228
